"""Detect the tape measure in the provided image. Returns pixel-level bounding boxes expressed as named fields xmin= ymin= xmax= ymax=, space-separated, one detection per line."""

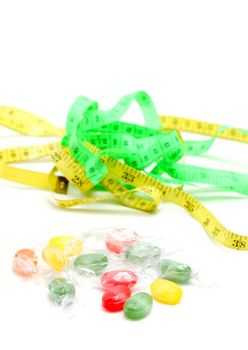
xmin=1 ymin=91 xmax=248 ymax=251
xmin=161 ymin=115 xmax=248 ymax=143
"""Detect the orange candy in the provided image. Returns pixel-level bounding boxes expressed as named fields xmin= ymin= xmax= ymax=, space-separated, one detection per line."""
xmin=12 ymin=249 xmax=38 ymax=277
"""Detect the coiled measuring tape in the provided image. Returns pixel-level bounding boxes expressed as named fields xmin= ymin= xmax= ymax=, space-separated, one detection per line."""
xmin=1 ymin=91 xmax=248 ymax=250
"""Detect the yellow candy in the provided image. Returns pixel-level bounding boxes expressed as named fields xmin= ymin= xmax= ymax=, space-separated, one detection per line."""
xmin=42 ymin=246 xmax=67 ymax=271
xmin=49 ymin=235 xmax=83 ymax=257
xmin=150 ymin=279 xmax=183 ymax=305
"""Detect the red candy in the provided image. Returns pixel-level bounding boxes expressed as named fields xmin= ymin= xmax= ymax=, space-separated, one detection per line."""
xmin=101 ymin=269 xmax=138 ymax=290
xmin=105 ymin=228 xmax=140 ymax=254
xmin=102 ymin=285 xmax=132 ymax=312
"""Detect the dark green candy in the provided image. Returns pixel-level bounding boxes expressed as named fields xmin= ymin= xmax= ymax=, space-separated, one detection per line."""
xmin=125 ymin=243 xmax=161 ymax=266
xmin=124 ymin=292 xmax=153 ymax=320
xmin=73 ymin=253 xmax=108 ymax=276
xmin=159 ymin=259 xmax=192 ymax=284
xmin=48 ymin=278 xmax=76 ymax=305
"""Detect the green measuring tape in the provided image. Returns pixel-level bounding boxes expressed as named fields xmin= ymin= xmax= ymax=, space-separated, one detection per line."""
xmin=0 ymin=91 xmax=248 ymax=250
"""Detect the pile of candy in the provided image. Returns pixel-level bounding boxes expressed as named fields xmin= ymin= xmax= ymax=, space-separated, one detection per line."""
xmin=12 ymin=228 xmax=193 ymax=320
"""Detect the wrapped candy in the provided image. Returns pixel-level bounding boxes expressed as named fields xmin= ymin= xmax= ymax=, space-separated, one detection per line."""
xmin=12 ymin=228 xmax=197 ymax=320
xmin=49 ymin=235 xmax=83 ymax=257
xmin=104 ymin=228 xmax=140 ymax=254
xmin=158 ymin=259 xmax=192 ymax=284
xmin=73 ymin=253 xmax=108 ymax=276
xmin=42 ymin=245 xmax=67 ymax=271
xmin=48 ymin=277 xmax=76 ymax=306
xmin=101 ymin=269 xmax=138 ymax=290
xmin=125 ymin=242 xmax=161 ymax=266
xmin=12 ymin=249 xmax=39 ymax=277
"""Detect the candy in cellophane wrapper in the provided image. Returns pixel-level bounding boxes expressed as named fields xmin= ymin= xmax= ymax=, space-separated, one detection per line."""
xmin=12 ymin=227 xmax=214 ymax=320
xmin=12 ymin=235 xmax=84 ymax=318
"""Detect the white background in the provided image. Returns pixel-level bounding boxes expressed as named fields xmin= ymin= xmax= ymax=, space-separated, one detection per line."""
xmin=1 ymin=1 xmax=248 ymax=349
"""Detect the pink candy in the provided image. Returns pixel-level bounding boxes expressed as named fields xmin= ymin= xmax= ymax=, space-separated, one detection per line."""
xmin=101 ymin=269 xmax=138 ymax=289
xmin=105 ymin=228 xmax=140 ymax=254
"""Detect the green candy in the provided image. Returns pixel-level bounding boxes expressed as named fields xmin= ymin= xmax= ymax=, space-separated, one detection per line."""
xmin=124 ymin=292 xmax=153 ymax=320
xmin=73 ymin=253 xmax=108 ymax=276
xmin=159 ymin=259 xmax=192 ymax=284
xmin=125 ymin=243 xmax=161 ymax=266
xmin=48 ymin=278 xmax=76 ymax=305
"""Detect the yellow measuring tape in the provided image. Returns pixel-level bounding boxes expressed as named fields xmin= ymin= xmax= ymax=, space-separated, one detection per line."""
xmin=161 ymin=115 xmax=248 ymax=143
xmin=0 ymin=106 xmax=247 ymax=250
